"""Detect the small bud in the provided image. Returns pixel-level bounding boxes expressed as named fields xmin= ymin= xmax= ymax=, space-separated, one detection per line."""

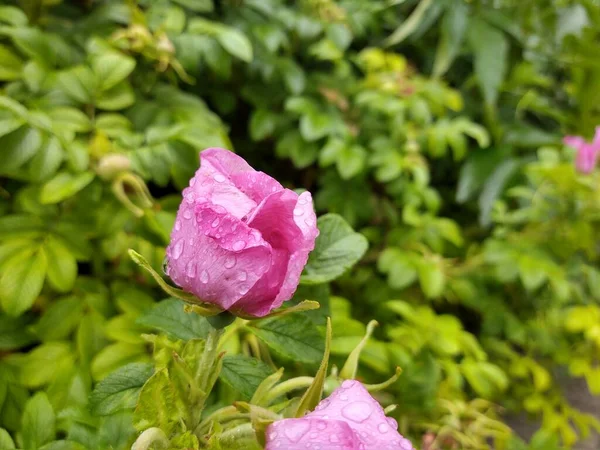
xmin=96 ymin=154 xmax=131 ymax=180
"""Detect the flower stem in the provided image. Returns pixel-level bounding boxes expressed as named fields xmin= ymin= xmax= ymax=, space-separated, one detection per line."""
xmin=131 ymin=428 xmax=169 ymax=450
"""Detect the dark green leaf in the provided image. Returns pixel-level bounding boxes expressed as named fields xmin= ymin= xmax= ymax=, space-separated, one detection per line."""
xmin=478 ymin=158 xmax=521 ymax=226
xmin=0 ymin=248 xmax=47 ymax=316
xmin=216 ymin=28 xmax=253 ymax=62
xmin=44 ymin=236 xmax=77 ymax=292
xmin=89 ymin=363 xmax=154 ymax=416
xmin=433 ymin=0 xmax=469 ymax=77
xmin=0 ymin=126 xmax=42 ymax=173
xmin=219 ymin=355 xmax=274 ymax=401
xmin=302 ymin=214 xmax=368 ymax=284
xmin=249 ymin=314 xmax=324 ymax=363
xmin=92 ymin=51 xmax=136 ymax=91
xmin=40 ymin=172 xmax=95 ymax=204
xmin=136 ymin=298 xmax=210 ymax=341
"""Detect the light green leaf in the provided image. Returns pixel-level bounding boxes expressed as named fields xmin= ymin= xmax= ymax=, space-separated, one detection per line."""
xmin=96 ymin=82 xmax=135 ymax=110
xmin=40 ymin=172 xmax=95 ymax=204
xmin=299 ymin=111 xmax=333 ymax=141
xmin=216 ymin=28 xmax=253 ymax=62
xmin=249 ymin=109 xmax=277 ymax=141
xmin=9 ymin=28 xmax=56 ymax=66
xmin=136 ymin=298 xmax=211 ymax=341
xmin=0 ymin=44 xmax=23 ymax=81
xmin=58 ymin=66 xmax=97 ymax=104
xmin=0 ymin=314 xmax=35 ymax=350
xmin=172 ymin=0 xmax=214 ymax=12
xmin=39 ymin=441 xmax=87 ymax=450
xmin=417 ymin=257 xmax=446 ymax=298
xmin=280 ymin=59 xmax=306 ymax=94
xmin=0 ymin=428 xmax=15 ymax=449
xmin=378 ymin=248 xmax=418 ymax=290
xmin=0 ymin=248 xmax=47 ymax=316
xmin=92 ymin=51 xmax=136 ymax=91
xmin=249 ymin=315 xmax=324 ymax=364
xmin=0 ymin=126 xmax=42 ymax=173
xmin=44 ymin=236 xmax=77 ymax=292
xmin=18 ymin=342 xmax=73 ymax=388
xmin=50 ymin=107 xmax=91 ymax=133
xmin=302 ymin=214 xmax=368 ymax=284
xmin=518 ymin=256 xmax=547 ymax=291
xmin=478 ymin=158 xmax=521 ymax=226
xmin=385 ymin=0 xmax=434 ymax=46
xmin=467 ymin=18 xmax=508 ymax=106
xmin=91 ymin=343 xmax=149 ymax=381
xmin=337 ymin=145 xmax=366 ymax=179
xmin=27 ymin=137 xmax=64 ymax=182
xmin=0 ymin=117 xmax=24 ymax=138
xmin=0 ymin=6 xmax=28 ymax=26
xmin=219 ymin=355 xmax=274 ymax=401
xmin=21 ymin=392 xmax=55 ymax=450
xmin=133 ymin=369 xmax=180 ymax=435
xmin=89 ymin=363 xmax=154 ymax=416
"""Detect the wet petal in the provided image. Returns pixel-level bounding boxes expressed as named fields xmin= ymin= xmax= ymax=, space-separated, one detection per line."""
xmin=265 ymin=418 xmax=360 ymax=450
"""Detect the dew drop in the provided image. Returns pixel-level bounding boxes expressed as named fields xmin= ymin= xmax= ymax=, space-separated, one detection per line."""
xmin=190 ymin=177 xmax=197 ymax=187
xmin=238 ymin=270 xmax=247 ymax=281
xmin=339 ymin=394 xmax=348 ymax=401
xmin=238 ymin=283 xmax=250 ymax=295
xmin=304 ymin=216 xmax=316 ymax=226
xmin=316 ymin=421 xmax=326 ymax=431
xmin=224 ymin=255 xmax=236 ymax=269
xmin=200 ymin=270 xmax=209 ymax=284
xmin=186 ymin=261 xmax=196 ymax=278
xmin=232 ymin=240 xmax=246 ymax=251
xmin=214 ymin=173 xmax=226 ymax=183
xmin=342 ymin=379 xmax=355 ymax=389
xmin=269 ymin=432 xmax=278 ymax=440
xmin=283 ymin=421 xmax=310 ymax=443
xmin=386 ymin=417 xmax=398 ymax=429
xmin=175 ymin=220 xmax=182 ymax=231
xmin=341 ymin=402 xmax=372 ymax=423
xmin=310 ymin=433 xmax=317 ymax=439
xmin=329 ymin=434 xmax=339 ymax=443
xmin=211 ymin=218 xmax=220 ymax=228
xmin=378 ymin=423 xmax=389 ymax=434
xmin=172 ymin=239 xmax=184 ymax=259
xmin=293 ymin=207 xmax=304 ymax=216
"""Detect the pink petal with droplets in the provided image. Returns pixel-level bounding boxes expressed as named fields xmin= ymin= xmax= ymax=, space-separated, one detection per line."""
xmin=575 ymin=144 xmax=598 ymax=174
xmin=265 ymin=418 xmax=360 ymax=450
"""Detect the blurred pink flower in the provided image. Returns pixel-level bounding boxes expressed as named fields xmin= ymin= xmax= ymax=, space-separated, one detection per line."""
xmin=564 ymin=127 xmax=600 ymax=173
xmin=265 ymin=380 xmax=415 ymax=450
xmin=166 ymin=148 xmax=318 ymax=317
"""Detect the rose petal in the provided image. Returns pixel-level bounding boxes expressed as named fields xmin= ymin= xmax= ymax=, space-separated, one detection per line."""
xmin=265 ymin=418 xmax=360 ymax=450
xmin=167 ymin=201 xmax=271 ymax=310
xmin=564 ymin=136 xmax=585 ymax=149
xmin=307 ymin=380 xmax=415 ymax=450
xmin=576 ymin=144 xmax=598 ymax=174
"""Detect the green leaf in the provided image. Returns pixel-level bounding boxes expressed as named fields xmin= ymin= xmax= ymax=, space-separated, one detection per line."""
xmin=219 ymin=355 xmax=274 ymax=401
xmin=0 ymin=314 xmax=35 ymax=350
xmin=18 ymin=342 xmax=73 ymax=388
xmin=432 ymin=0 xmax=469 ymax=77
xmin=133 ymin=369 xmax=180 ymax=435
xmin=280 ymin=59 xmax=306 ymax=94
xmin=296 ymin=318 xmax=331 ymax=417
xmin=478 ymin=158 xmax=521 ymax=226
xmin=92 ymin=51 xmax=136 ymax=91
xmin=467 ymin=18 xmax=508 ymax=106
xmin=172 ymin=0 xmax=214 ymax=12
xmin=456 ymin=147 xmax=507 ymax=203
xmin=21 ymin=392 xmax=55 ymax=450
xmin=0 ymin=248 xmax=47 ymax=316
xmin=89 ymin=363 xmax=154 ymax=416
xmin=44 ymin=236 xmax=77 ymax=292
xmin=518 ymin=256 xmax=547 ymax=291
xmin=378 ymin=248 xmax=418 ymax=290
xmin=96 ymin=82 xmax=135 ymax=110
xmin=39 ymin=441 xmax=87 ymax=450
xmin=136 ymin=298 xmax=211 ymax=341
xmin=248 ymin=314 xmax=324 ymax=364
xmin=249 ymin=109 xmax=277 ymax=141
xmin=385 ymin=0 xmax=434 ymax=46
xmin=40 ymin=172 xmax=95 ymax=204
xmin=299 ymin=111 xmax=333 ymax=142
xmin=9 ymin=28 xmax=56 ymax=66
xmin=27 ymin=137 xmax=64 ymax=182
xmin=33 ymin=296 xmax=83 ymax=342
xmin=0 ymin=44 xmax=23 ymax=81
xmin=0 ymin=126 xmax=42 ymax=173
xmin=302 ymin=214 xmax=368 ymax=284
xmin=461 ymin=360 xmax=508 ymax=397
xmin=417 ymin=257 xmax=446 ymax=298
xmin=0 ymin=6 xmax=28 ymax=26
xmin=58 ymin=66 xmax=97 ymax=104
xmin=96 ymin=412 xmax=136 ymax=450
xmin=337 ymin=145 xmax=366 ymax=179
xmin=0 ymin=428 xmax=15 ymax=449
xmin=50 ymin=107 xmax=91 ymax=133
xmin=216 ymin=28 xmax=253 ymax=62
xmin=0 ymin=117 xmax=24 ymax=138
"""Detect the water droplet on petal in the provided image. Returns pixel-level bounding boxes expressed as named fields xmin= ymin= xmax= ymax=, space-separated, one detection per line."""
xmin=339 ymin=394 xmax=348 ymax=401
xmin=186 ymin=261 xmax=196 ymax=278
xmin=269 ymin=432 xmax=278 ymax=439
xmin=238 ymin=270 xmax=247 ymax=281
xmin=386 ymin=417 xmax=398 ymax=429
xmin=200 ymin=270 xmax=209 ymax=284
xmin=316 ymin=421 xmax=326 ymax=431
xmin=378 ymin=423 xmax=389 ymax=434
xmin=214 ymin=173 xmax=226 ymax=183
xmin=283 ymin=421 xmax=310 ymax=443
xmin=341 ymin=402 xmax=372 ymax=423
xmin=342 ymin=380 xmax=355 ymax=389
xmin=190 ymin=177 xmax=197 ymax=187
xmin=239 ymin=283 xmax=250 ymax=295
xmin=224 ymin=255 xmax=236 ymax=269
xmin=175 ymin=220 xmax=182 ymax=230
xmin=172 ymin=239 xmax=184 ymax=259
xmin=294 ymin=207 xmax=304 ymax=216
xmin=304 ymin=216 xmax=316 ymax=226
xmin=211 ymin=218 xmax=220 ymax=228
xmin=232 ymin=240 xmax=246 ymax=251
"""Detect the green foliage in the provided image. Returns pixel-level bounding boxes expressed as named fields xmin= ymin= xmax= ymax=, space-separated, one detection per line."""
xmin=0 ymin=0 xmax=599 ymax=449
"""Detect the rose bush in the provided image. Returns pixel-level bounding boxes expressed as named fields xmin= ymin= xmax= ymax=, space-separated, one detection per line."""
xmin=166 ymin=148 xmax=318 ymax=317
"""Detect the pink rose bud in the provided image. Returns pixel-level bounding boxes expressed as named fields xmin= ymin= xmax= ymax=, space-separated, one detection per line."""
xmin=564 ymin=127 xmax=600 ymax=174
xmin=166 ymin=148 xmax=319 ymax=317
xmin=265 ymin=380 xmax=415 ymax=450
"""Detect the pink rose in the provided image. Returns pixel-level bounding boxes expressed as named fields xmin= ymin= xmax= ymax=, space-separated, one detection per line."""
xmin=564 ymin=127 xmax=600 ymax=174
xmin=265 ymin=380 xmax=415 ymax=450
xmin=166 ymin=148 xmax=318 ymax=317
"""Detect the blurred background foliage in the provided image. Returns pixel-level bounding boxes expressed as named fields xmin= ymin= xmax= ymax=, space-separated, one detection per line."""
xmin=0 ymin=0 xmax=599 ymax=449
